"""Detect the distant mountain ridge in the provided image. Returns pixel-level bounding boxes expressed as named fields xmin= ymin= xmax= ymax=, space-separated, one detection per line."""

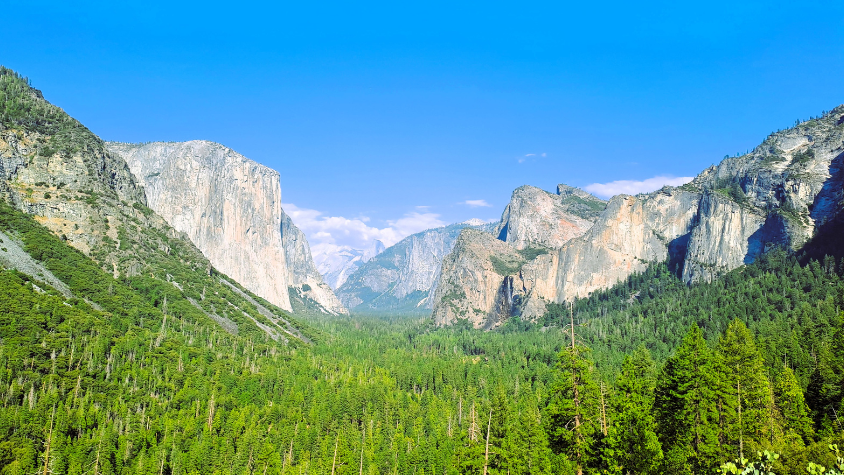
xmin=318 ymin=240 xmax=386 ymax=290
xmin=335 ymin=220 xmax=496 ymax=313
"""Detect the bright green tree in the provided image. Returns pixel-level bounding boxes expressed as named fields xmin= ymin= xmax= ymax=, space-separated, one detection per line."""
xmin=654 ymin=324 xmax=720 ymax=474
xmin=603 ymin=346 xmax=662 ymax=474
xmin=716 ymin=319 xmax=779 ymax=459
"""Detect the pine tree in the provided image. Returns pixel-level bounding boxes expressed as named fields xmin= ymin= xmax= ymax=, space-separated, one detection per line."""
xmin=604 ymin=346 xmax=663 ymax=474
xmin=545 ymin=308 xmax=600 ymax=475
xmin=716 ymin=319 xmax=779 ymax=459
xmin=774 ymin=365 xmax=815 ymax=447
xmin=654 ymin=324 xmax=720 ymax=474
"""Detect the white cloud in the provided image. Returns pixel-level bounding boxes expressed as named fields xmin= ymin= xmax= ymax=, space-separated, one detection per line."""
xmin=283 ymin=203 xmax=446 ymax=266
xmin=518 ymin=152 xmax=547 ymax=164
xmin=461 ymin=199 xmax=492 ymax=208
xmin=584 ymin=175 xmax=694 ymax=199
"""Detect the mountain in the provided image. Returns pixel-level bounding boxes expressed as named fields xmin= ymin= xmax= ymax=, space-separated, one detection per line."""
xmin=432 ymin=106 xmax=844 ymax=328
xmin=432 ymin=185 xmax=607 ymax=326
xmin=336 ymin=220 xmax=496 ymax=313
xmin=0 ymin=66 xmax=310 ymax=342
xmin=106 ymin=141 xmax=347 ymax=315
xmin=317 ymin=240 xmax=385 ymax=289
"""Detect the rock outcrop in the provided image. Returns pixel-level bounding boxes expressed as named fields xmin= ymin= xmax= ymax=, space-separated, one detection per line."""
xmin=432 ymin=186 xmax=606 ymax=327
xmin=107 ymin=141 xmax=347 ymax=315
xmin=495 ymin=185 xmax=605 ymax=249
xmin=432 ymin=106 xmax=844 ymax=328
xmin=336 ymin=221 xmax=495 ymax=313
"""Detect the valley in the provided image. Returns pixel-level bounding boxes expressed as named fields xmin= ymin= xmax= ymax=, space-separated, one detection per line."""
xmin=0 ymin=64 xmax=842 ymax=475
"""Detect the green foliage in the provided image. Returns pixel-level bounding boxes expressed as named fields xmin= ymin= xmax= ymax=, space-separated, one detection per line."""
xmin=603 ymin=347 xmax=663 ymax=474
xmin=715 ymin=182 xmax=751 ymax=206
xmin=517 ymin=246 xmax=550 ymax=261
xmin=791 ymin=149 xmax=816 ymax=167
xmin=806 ymin=445 xmax=844 ymax=475
xmin=490 ymin=254 xmax=524 ymax=275
xmin=718 ymin=450 xmax=780 ymax=475
xmin=0 ymin=67 xmax=101 ymax=157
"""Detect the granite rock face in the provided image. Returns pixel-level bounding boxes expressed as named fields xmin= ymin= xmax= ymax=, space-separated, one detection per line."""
xmin=495 ymin=185 xmax=605 ymax=249
xmin=432 ymin=106 xmax=844 ymax=328
xmin=431 ymin=228 xmax=527 ymax=327
xmin=551 ymin=189 xmax=701 ymax=302
xmin=432 ymin=185 xmax=606 ymax=327
xmin=107 ymin=141 xmax=347 ymax=315
xmin=336 ymin=221 xmax=495 ymax=313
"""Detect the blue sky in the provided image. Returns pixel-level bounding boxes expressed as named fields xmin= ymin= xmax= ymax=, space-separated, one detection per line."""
xmin=4 ymin=0 xmax=843 ymax=256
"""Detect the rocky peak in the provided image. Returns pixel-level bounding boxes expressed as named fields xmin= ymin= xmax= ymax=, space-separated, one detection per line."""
xmin=494 ymin=185 xmax=605 ymax=250
xmin=336 ymin=221 xmax=495 ymax=313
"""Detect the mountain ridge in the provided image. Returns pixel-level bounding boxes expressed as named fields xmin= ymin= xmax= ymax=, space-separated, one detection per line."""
xmin=431 ymin=106 xmax=844 ymax=328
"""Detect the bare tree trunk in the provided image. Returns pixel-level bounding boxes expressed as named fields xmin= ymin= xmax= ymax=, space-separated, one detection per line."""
xmin=737 ymin=379 xmax=743 ymax=460
xmin=42 ymin=405 xmax=55 ymax=475
xmin=359 ymin=427 xmax=365 ymax=475
xmin=600 ymin=382 xmax=608 ymax=436
xmin=483 ymin=410 xmax=492 ymax=475
xmin=331 ymin=435 xmax=339 ymax=475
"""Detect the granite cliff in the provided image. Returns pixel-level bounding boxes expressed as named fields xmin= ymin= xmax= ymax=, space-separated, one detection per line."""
xmin=432 ymin=185 xmax=606 ymax=326
xmin=0 ymin=67 xmax=308 ymax=341
xmin=433 ymin=107 xmax=844 ymax=328
xmin=106 ymin=141 xmax=347 ymax=315
xmin=336 ymin=220 xmax=495 ymax=313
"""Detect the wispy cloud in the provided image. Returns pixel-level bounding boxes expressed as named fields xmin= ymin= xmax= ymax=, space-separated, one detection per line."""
xmin=461 ymin=199 xmax=493 ymax=208
xmin=283 ymin=203 xmax=446 ymax=266
xmin=584 ymin=175 xmax=694 ymax=199
xmin=518 ymin=152 xmax=547 ymax=163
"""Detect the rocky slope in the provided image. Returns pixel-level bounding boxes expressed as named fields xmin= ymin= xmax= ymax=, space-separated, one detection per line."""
xmin=0 ymin=67 xmax=308 ymax=341
xmin=495 ymin=184 xmax=606 ymax=249
xmin=106 ymin=141 xmax=347 ymax=315
xmin=336 ymin=220 xmax=495 ymax=313
xmin=432 ymin=106 xmax=844 ymax=328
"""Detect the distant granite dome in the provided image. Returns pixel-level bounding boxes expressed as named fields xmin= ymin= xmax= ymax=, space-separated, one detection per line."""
xmin=107 ymin=140 xmax=347 ymax=315
xmin=318 ymin=240 xmax=385 ymax=290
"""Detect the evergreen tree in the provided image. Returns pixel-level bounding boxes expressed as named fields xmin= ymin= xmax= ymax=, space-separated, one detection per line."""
xmin=603 ymin=347 xmax=663 ymax=474
xmin=774 ymin=365 xmax=815 ymax=447
xmin=716 ymin=320 xmax=779 ymax=459
xmin=654 ymin=324 xmax=720 ymax=474
xmin=545 ymin=310 xmax=600 ymax=475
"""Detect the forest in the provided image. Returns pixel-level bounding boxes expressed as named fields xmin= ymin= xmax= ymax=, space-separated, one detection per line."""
xmin=0 ymin=194 xmax=842 ymax=475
